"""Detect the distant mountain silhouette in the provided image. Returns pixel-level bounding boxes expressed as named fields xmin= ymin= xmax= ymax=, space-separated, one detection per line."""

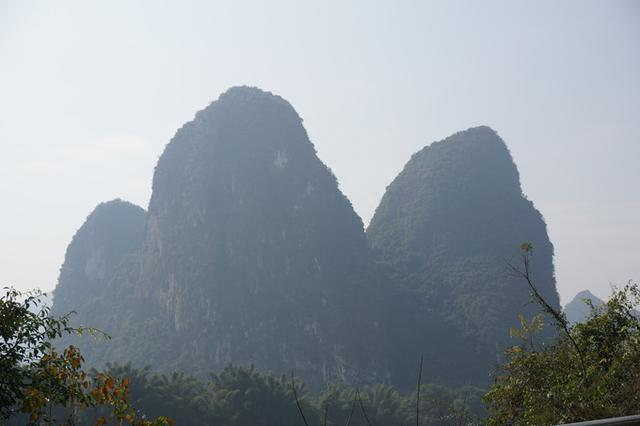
xmin=564 ymin=290 xmax=604 ymax=325
xmin=53 ymin=199 xmax=146 ymax=320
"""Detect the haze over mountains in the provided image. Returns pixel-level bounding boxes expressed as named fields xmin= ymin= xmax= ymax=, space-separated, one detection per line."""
xmin=53 ymin=86 xmax=559 ymax=389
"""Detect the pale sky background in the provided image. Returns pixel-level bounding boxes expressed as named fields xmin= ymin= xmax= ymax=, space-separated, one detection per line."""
xmin=0 ymin=0 xmax=638 ymax=304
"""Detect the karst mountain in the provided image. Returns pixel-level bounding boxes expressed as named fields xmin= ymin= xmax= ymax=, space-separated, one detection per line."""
xmin=53 ymin=89 xmax=561 ymax=389
xmin=54 ymin=87 xmax=387 ymax=388
xmin=367 ymin=126 xmax=561 ymax=385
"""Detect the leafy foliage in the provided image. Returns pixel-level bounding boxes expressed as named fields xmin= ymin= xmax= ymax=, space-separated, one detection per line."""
xmin=1 ymin=287 xmax=78 ymax=419
xmin=314 ymin=382 xmax=484 ymax=425
xmin=87 ymin=363 xmax=484 ymax=425
xmin=1 ymin=287 xmax=171 ymax=425
xmin=485 ymin=251 xmax=640 ymax=424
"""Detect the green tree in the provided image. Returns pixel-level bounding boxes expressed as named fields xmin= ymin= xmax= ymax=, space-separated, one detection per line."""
xmin=210 ymin=365 xmax=316 ymax=426
xmin=484 ymin=247 xmax=640 ymax=425
xmin=0 ymin=287 xmax=171 ymax=425
xmin=0 ymin=287 xmax=80 ymax=420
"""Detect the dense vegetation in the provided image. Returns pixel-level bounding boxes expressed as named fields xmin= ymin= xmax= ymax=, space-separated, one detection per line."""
xmin=3 ymin=288 xmax=483 ymax=425
xmin=484 ymin=249 xmax=640 ymax=424
xmin=92 ymin=363 xmax=484 ymax=426
xmin=1 ymin=288 xmax=171 ymax=425
xmin=367 ymin=126 xmax=561 ymax=386
xmin=7 ymin=276 xmax=640 ymax=425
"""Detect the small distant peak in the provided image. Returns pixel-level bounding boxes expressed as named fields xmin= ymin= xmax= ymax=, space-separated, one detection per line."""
xmin=572 ymin=290 xmax=601 ymax=303
xmin=565 ymin=289 xmax=605 ymax=325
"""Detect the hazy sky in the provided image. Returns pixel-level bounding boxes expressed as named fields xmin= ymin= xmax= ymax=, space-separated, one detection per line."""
xmin=1 ymin=0 xmax=638 ymax=304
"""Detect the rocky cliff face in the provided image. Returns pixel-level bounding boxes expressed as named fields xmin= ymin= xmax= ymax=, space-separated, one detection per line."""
xmin=137 ymin=86 xmax=385 ymax=385
xmin=367 ymin=126 xmax=561 ymax=385
xmin=52 ymin=199 xmax=147 ymax=363
xmin=54 ymin=87 xmax=386 ymax=388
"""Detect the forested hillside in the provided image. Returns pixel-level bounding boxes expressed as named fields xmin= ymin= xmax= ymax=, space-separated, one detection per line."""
xmin=367 ymin=126 xmax=561 ymax=386
xmin=52 ymin=199 xmax=146 ymax=326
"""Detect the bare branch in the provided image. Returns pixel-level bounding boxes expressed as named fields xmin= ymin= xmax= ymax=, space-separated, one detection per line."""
xmin=416 ymin=355 xmax=423 ymax=426
xmin=345 ymin=397 xmax=356 ymax=426
xmin=290 ymin=372 xmax=310 ymax=426
xmin=357 ymin=386 xmax=373 ymax=426
xmin=323 ymin=400 xmax=328 ymax=426
xmin=506 ymin=244 xmax=590 ymax=387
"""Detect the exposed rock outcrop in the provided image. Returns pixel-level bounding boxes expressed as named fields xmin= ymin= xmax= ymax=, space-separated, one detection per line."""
xmin=54 ymin=87 xmax=387 ymax=388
